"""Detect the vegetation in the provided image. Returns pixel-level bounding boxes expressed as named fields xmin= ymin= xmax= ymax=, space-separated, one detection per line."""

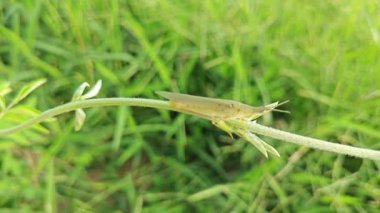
xmin=1 ymin=0 xmax=380 ymax=212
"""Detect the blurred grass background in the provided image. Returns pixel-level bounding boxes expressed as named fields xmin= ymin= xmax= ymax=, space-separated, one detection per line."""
xmin=1 ymin=0 xmax=380 ymax=212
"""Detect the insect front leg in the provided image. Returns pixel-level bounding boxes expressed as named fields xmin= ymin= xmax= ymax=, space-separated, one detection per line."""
xmin=212 ymin=120 xmax=234 ymax=139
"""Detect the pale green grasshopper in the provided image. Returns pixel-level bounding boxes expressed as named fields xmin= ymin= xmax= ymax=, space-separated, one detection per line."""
xmin=156 ymin=91 xmax=288 ymax=157
xmin=156 ymin=91 xmax=288 ymax=122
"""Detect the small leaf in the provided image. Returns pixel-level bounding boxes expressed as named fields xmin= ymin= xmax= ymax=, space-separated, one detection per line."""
xmin=75 ymin=109 xmax=86 ymax=131
xmin=81 ymin=80 xmax=102 ymax=100
xmin=249 ymin=133 xmax=280 ymax=157
xmin=238 ymin=131 xmax=268 ymax=158
xmin=8 ymin=78 xmax=47 ymax=108
xmin=71 ymin=82 xmax=90 ymax=101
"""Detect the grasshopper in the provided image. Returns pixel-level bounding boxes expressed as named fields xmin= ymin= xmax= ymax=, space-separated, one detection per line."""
xmin=156 ymin=91 xmax=288 ymax=148
xmin=156 ymin=91 xmax=288 ymax=122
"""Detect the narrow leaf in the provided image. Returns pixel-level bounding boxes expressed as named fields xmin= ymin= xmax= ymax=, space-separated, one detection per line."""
xmin=8 ymin=78 xmax=47 ymax=108
xmin=81 ymin=80 xmax=102 ymax=99
xmin=71 ymin=82 xmax=89 ymax=101
xmin=75 ymin=109 xmax=86 ymax=131
xmin=95 ymin=63 xmax=120 ymax=84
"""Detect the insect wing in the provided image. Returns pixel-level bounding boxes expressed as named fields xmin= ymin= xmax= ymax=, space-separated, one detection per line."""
xmin=156 ymin=91 xmax=242 ymax=120
xmin=156 ymin=91 xmax=230 ymax=106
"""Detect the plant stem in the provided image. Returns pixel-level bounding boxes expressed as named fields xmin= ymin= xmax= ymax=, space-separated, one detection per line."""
xmin=228 ymin=120 xmax=380 ymax=161
xmin=0 ymin=98 xmax=173 ymax=135
xmin=1 ymin=97 xmax=379 ymax=161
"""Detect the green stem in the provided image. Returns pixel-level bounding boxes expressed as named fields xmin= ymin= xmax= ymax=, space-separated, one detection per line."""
xmin=228 ymin=120 xmax=380 ymax=161
xmin=0 ymin=98 xmax=173 ymax=135
xmin=1 ymin=97 xmax=379 ymax=161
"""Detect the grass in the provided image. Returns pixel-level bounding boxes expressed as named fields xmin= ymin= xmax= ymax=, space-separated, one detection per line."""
xmin=1 ymin=0 xmax=380 ymax=212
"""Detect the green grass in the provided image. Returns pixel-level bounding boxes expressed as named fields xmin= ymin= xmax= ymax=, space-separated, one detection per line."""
xmin=1 ymin=0 xmax=380 ymax=212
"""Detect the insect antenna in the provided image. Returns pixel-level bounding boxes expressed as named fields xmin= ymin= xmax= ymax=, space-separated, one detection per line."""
xmin=271 ymin=100 xmax=290 ymax=114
